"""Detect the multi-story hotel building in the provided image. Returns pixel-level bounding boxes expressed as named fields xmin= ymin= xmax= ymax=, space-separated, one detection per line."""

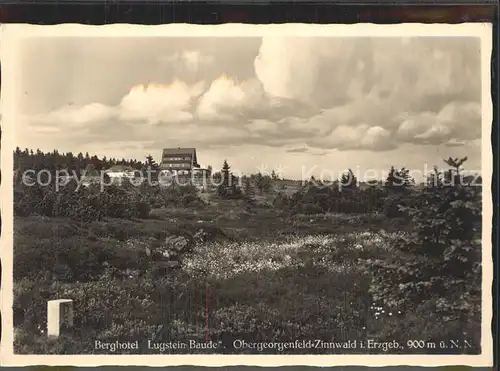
xmin=160 ymin=148 xmax=199 ymax=175
xmin=160 ymin=148 xmax=211 ymax=188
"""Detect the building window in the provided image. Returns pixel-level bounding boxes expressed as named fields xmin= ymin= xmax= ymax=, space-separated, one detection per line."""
xmin=163 ymin=156 xmax=192 ymax=162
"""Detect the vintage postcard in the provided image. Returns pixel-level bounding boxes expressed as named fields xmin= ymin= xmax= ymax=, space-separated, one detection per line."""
xmin=0 ymin=23 xmax=494 ymax=366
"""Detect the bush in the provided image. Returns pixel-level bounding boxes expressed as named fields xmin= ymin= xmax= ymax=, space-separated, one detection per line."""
xmin=367 ymin=162 xmax=482 ymax=323
xmin=382 ymin=193 xmax=410 ymax=219
xmin=14 ymin=233 xmax=118 ymax=282
xmin=136 ymin=201 xmax=151 ymax=218
xmin=301 ymin=203 xmax=324 ymax=215
xmin=217 ymin=184 xmax=243 ymax=199
xmin=14 ymin=181 xmax=161 ymax=222
xmin=14 ymin=278 xmax=51 ymax=330
xmin=181 ymin=193 xmax=198 ymax=206
xmin=14 ymin=277 xmax=167 ymax=353
xmin=66 ymin=191 xmax=107 ymax=222
xmin=272 ymin=192 xmax=290 ymax=210
xmin=273 ymin=184 xmax=392 ymax=216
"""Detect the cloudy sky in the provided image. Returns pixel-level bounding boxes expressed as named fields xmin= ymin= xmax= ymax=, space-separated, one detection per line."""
xmin=14 ymin=36 xmax=482 ymax=181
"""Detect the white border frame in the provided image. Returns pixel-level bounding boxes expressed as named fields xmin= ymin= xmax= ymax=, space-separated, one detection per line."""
xmin=0 ymin=23 xmax=493 ymax=367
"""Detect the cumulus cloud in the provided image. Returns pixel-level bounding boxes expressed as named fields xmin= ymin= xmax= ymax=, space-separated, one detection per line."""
xmin=254 ymin=37 xmax=374 ymax=108
xmin=255 ymin=37 xmax=480 ymax=111
xmin=252 ymin=36 xmax=481 ymax=151
xmin=437 ymin=101 xmax=481 ymax=139
xmin=21 ymin=80 xmax=205 ymax=129
xmin=308 ymin=124 xmax=395 ymax=151
xmin=361 ymin=126 xmax=394 ymax=150
xmin=119 ymin=80 xmax=204 ymax=123
xmin=246 ymin=119 xmax=279 ymax=136
xmin=196 ymin=75 xmax=265 ymax=121
xmin=194 ymin=74 xmax=310 ymax=125
xmin=396 ymin=101 xmax=481 ymax=145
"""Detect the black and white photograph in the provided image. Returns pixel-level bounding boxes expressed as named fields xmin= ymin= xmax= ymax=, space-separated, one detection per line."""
xmin=0 ymin=24 xmax=493 ymax=366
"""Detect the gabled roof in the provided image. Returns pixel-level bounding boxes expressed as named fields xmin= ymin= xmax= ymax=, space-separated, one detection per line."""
xmin=162 ymin=147 xmax=196 ymax=156
xmin=162 ymin=147 xmax=198 ymax=164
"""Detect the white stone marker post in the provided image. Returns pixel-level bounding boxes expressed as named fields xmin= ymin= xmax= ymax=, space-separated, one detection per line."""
xmin=47 ymin=299 xmax=74 ymax=338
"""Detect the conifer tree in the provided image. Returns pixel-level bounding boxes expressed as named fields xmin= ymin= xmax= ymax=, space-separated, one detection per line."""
xmin=340 ymin=169 xmax=357 ymax=190
xmin=244 ymin=177 xmax=255 ymax=198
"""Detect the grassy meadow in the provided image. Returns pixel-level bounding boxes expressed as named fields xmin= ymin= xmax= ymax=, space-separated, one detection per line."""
xmin=13 ymin=188 xmax=481 ymax=354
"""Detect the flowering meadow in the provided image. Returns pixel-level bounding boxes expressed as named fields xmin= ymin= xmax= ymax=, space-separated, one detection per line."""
xmin=183 ymin=231 xmax=397 ymax=280
xmin=13 ymin=157 xmax=482 ymax=354
xmin=14 ymin=203 xmax=480 ymax=354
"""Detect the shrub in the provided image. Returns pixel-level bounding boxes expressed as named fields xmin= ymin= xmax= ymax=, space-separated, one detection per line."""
xmin=67 ymin=191 xmax=107 ymax=222
xmin=14 ymin=190 xmax=33 ymax=216
xmin=14 ymin=180 xmax=161 ymax=222
xmin=217 ymin=184 xmax=243 ymax=199
xmin=136 ymin=200 xmax=151 ymax=218
xmin=181 ymin=193 xmax=199 ymax=206
xmin=14 ymin=278 xmax=51 ymax=330
xmin=14 ymin=185 xmax=46 ymax=216
xmin=367 ymin=160 xmax=481 ymax=323
xmin=382 ymin=193 xmax=410 ymax=219
xmin=272 ymin=192 xmax=290 ymax=210
xmin=273 ymin=184 xmax=391 ymax=216
xmin=15 ymin=278 xmax=168 ymax=353
xmin=301 ymin=203 xmax=324 ymax=215
xmin=14 ymin=234 xmax=118 ymax=282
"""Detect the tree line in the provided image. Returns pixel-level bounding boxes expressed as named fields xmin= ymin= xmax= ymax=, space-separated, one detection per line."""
xmin=14 ymin=147 xmax=148 ymax=174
